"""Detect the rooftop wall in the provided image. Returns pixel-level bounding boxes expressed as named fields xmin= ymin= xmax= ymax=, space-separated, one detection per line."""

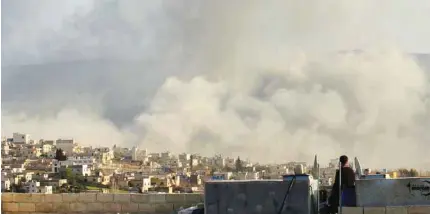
xmin=204 ymin=179 xmax=430 ymax=214
xmin=1 ymin=193 xmax=203 ymax=214
xmin=204 ymin=179 xmax=317 ymax=214
xmin=356 ymin=177 xmax=430 ymax=206
xmin=343 ymin=206 xmax=430 ymax=214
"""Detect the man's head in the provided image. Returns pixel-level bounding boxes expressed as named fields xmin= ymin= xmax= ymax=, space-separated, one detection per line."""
xmin=364 ymin=168 xmax=370 ymax=175
xmin=339 ymin=155 xmax=349 ymax=166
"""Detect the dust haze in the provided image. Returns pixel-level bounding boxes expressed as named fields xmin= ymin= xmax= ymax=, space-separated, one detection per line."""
xmin=2 ymin=0 xmax=430 ymax=168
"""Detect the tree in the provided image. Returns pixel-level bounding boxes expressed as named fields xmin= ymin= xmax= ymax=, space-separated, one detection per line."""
xmin=20 ymin=177 xmax=27 ymax=184
xmin=223 ymin=166 xmax=233 ymax=172
xmin=210 ymin=168 xmax=216 ymax=176
xmin=398 ymin=168 xmax=419 ymax=177
xmin=55 ymin=149 xmax=67 ymax=161
xmin=235 ymin=156 xmax=243 ymax=172
xmin=409 ymin=168 xmax=419 ymax=177
xmin=189 ymin=155 xmax=194 ymax=172
xmin=398 ymin=168 xmax=409 ymax=177
xmin=63 ymin=168 xmax=77 ymax=185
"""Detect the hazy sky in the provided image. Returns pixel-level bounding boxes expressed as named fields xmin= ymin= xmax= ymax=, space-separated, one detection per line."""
xmin=2 ymin=0 xmax=430 ymax=66
xmin=2 ymin=0 xmax=430 ymax=168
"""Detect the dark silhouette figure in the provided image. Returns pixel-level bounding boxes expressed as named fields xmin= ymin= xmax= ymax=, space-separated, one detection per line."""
xmin=328 ymin=155 xmax=356 ymax=213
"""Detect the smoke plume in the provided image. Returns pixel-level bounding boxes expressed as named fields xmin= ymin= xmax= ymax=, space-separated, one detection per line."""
xmin=2 ymin=0 xmax=430 ymax=168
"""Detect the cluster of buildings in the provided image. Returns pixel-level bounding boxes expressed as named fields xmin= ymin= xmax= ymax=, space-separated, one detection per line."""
xmin=4 ymin=132 xmax=423 ymax=195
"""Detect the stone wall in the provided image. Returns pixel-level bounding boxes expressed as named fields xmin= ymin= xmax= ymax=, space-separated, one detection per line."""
xmin=1 ymin=193 xmax=204 ymax=214
xmin=3 ymin=193 xmax=430 ymax=214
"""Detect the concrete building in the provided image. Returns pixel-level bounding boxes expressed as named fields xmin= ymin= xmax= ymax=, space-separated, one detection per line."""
xmin=236 ymin=172 xmax=260 ymax=180
xmin=70 ymin=165 xmax=91 ymax=176
xmin=113 ymin=145 xmax=132 ymax=157
xmin=55 ymin=139 xmax=76 ymax=155
xmin=26 ymin=146 xmax=42 ymax=158
xmin=26 ymin=181 xmax=53 ymax=194
xmin=39 ymin=185 xmax=53 ymax=194
xmin=161 ymin=152 xmax=172 ymax=159
xmin=1 ymin=179 xmax=11 ymax=191
xmin=13 ymin=133 xmax=30 ymax=144
xmin=225 ymin=157 xmax=236 ymax=168
xmin=41 ymin=144 xmax=53 ymax=154
xmin=40 ymin=179 xmax=67 ymax=188
xmin=52 ymin=157 xmax=96 ymax=173
xmin=2 ymin=142 xmax=10 ymax=155
xmin=211 ymin=156 xmax=226 ymax=167
xmin=268 ymin=165 xmax=289 ymax=178
xmin=89 ymin=148 xmax=114 ymax=165
xmin=178 ymin=153 xmax=191 ymax=161
xmin=27 ymin=181 xmax=40 ymax=193
xmin=142 ymin=177 xmax=151 ymax=192
xmin=131 ymin=147 xmax=147 ymax=161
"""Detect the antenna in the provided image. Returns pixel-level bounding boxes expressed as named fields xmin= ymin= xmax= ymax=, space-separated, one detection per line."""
xmin=315 ymin=155 xmax=320 ymax=214
xmin=338 ymin=161 xmax=343 ymax=214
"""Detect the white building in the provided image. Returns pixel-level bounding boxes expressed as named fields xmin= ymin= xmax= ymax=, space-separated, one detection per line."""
xmin=132 ymin=147 xmax=148 ymax=161
xmin=41 ymin=144 xmax=53 ymax=154
xmin=23 ymin=146 xmax=42 ymax=158
xmin=52 ymin=157 xmax=96 ymax=173
xmin=142 ymin=177 xmax=151 ymax=192
xmin=268 ymin=165 xmax=290 ymax=178
xmin=190 ymin=159 xmax=199 ymax=167
xmin=1 ymin=179 xmax=11 ymax=191
xmin=70 ymin=165 xmax=91 ymax=176
xmin=88 ymin=147 xmax=114 ymax=164
xmin=40 ymin=186 xmax=53 ymax=194
xmin=13 ymin=133 xmax=30 ymax=144
xmin=210 ymin=156 xmax=226 ymax=167
xmin=178 ymin=153 xmax=191 ymax=161
xmin=26 ymin=181 xmax=52 ymax=194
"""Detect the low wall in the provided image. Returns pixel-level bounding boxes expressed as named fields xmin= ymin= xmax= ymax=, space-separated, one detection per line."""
xmin=342 ymin=206 xmax=430 ymax=214
xmin=3 ymin=193 xmax=430 ymax=214
xmin=1 ymin=193 xmax=204 ymax=214
xmin=356 ymin=177 xmax=430 ymax=206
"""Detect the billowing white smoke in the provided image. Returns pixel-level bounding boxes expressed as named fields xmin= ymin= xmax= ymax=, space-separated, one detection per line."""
xmin=1 ymin=109 xmax=127 ymax=147
xmin=133 ymin=49 xmax=430 ymax=167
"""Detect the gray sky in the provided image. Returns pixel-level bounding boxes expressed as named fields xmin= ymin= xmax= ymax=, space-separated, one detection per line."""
xmin=2 ymin=0 xmax=430 ymax=66
xmin=2 ymin=0 xmax=430 ymax=167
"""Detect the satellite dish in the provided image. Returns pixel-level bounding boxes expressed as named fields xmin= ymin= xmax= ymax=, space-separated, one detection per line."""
xmin=354 ymin=157 xmax=363 ymax=177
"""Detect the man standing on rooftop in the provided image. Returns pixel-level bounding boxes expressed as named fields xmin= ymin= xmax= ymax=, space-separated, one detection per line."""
xmin=328 ymin=155 xmax=356 ymax=213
